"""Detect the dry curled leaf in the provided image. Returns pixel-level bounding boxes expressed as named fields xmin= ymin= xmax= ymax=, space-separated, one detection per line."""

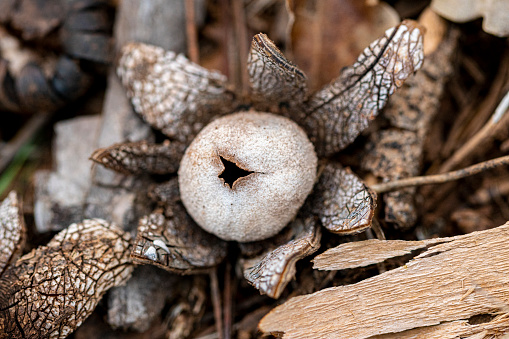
xmin=242 ymin=215 xmax=321 ymax=299
xmin=0 ymin=191 xmax=25 ymax=278
xmin=248 ymin=33 xmax=307 ymax=109
xmin=117 ymin=42 xmax=237 ymax=145
xmin=309 ymin=162 xmax=376 ymax=234
xmin=297 ymin=20 xmax=424 ymax=156
xmin=90 ymin=140 xmax=186 ymax=175
xmin=0 ymin=219 xmax=133 ymax=339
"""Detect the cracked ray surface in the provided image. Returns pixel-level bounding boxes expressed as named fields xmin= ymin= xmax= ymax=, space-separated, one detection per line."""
xmin=0 ymin=191 xmax=25 ymax=278
xmin=0 ymin=219 xmax=133 ymax=339
xmin=242 ymin=215 xmax=321 ymax=299
xmin=132 ymin=211 xmax=228 ymax=274
xmin=297 ymin=20 xmax=424 ymax=157
xmin=310 ymin=162 xmax=376 ymax=234
xmin=132 ymin=179 xmax=227 ymax=273
xmin=90 ymin=140 xmax=186 ymax=175
xmin=248 ymin=33 xmax=308 ymax=109
xmin=117 ymin=42 xmax=237 ymax=145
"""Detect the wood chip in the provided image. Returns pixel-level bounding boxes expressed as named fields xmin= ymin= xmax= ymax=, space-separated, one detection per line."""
xmin=260 ymin=223 xmax=509 ymax=338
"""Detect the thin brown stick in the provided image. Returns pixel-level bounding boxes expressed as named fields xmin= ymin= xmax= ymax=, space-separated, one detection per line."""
xmin=232 ymin=0 xmax=249 ymax=97
xmin=185 ymin=0 xmax=199 ymax=64
xmin=209 ymin=269 xmax=224 ymax=339
xmin=372 ymin=155 xmax=509 ymax=193
xmin=223 ymin=262 xmax=232 ymax=339
xmin=440 ymin=90 xmax=509 ymax=173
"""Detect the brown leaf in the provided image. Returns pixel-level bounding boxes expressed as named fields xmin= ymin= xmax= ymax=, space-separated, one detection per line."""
xmin=90 ymin=140 xmax=186 ymax=175
xmin=131 ymin=189 xmax=228 ymax=273
xmin=260 ymin=223 xmax=509 ymax=338
xmin=297 ymin=19 xmax=424 ymax=157
xmin=288 ymin=0 xmax=400 ymax=91
xmin=242 ymin=215 xmax=321 ymax=299
xmin=309 ymin=162 xmax=376 ymax=234
xmin=0 ymin=191 xmax=25 ymax=278
xmin=117 ymin=42 xmax=237 ymax=145
xmin=0 ymin=219 xmax=133 ymax=339
xmin=247 ymin=33 xmax=308 ymax=110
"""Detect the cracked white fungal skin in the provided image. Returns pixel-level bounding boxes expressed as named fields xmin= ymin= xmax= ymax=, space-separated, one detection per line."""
xmin=178 ymin=111 xmax=318 ymax=242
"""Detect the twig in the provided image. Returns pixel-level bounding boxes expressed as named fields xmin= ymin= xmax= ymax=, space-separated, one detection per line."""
xmin=372 ymin=155 xmax=509 ymax=193
xmin=0 ymin=112 xmax=52 ymax=174
xmin=209 ymin=269 xmax=224 ymax=339
xmin=185 ymin=0 xmax=199 ymax=64
xmin=232 ymin=0 xmax=249 ymax=98
xmin=223 ymin=262 xmax=232 ymax=339
xmin=440 ymin=90 xmax=509 ymax=173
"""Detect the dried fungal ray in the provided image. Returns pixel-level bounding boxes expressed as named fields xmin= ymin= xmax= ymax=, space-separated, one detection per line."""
xmin=0 ymin=191 xmax=25 ymax=278
xmin=132 ymin=180 xmax=227 ymax=273
xmin=242 ymin=216 xmax=321 ymax=299
xmin=310 ymin=162 xmax=376 ymax=234
xmin=0 ymin=219 xmax=133 ymax=339
xmin=248 ymin=33 xmax=308 ymax=109
xmin=299 ymin=20 xmax=424 ymax=157
xmin=117 ymin=42 xmax=237 ymax=145
xmin=90 ymin=140 xmax=186 ymax=175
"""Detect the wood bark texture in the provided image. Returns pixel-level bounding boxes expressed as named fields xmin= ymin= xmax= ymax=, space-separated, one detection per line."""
xmin=260 ymin=223 xmax=509 ymax=338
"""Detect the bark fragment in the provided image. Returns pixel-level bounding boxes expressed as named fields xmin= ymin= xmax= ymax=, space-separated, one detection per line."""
xmin=260 ymin=223 xmax=509 ymax=339
xmin=298 ymin=20 xmax=424 ymax=157
xmin=0 ymin=219 xmax=133 ymax=339
xmin=309 ymin=162 xmax=376 ymax=234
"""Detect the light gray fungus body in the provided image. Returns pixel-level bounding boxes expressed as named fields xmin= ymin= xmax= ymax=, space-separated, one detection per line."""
xmin=178 ymin=111 xmax=317 ymax=242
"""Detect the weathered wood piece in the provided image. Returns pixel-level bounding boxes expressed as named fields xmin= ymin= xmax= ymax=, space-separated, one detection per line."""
xmin=106 ymin=266 xmax=180 ymax=332
xmin=34 ymin=115 xmax=101 ymax=232
xmin=260 ymin=223 xmax=509 ymax=338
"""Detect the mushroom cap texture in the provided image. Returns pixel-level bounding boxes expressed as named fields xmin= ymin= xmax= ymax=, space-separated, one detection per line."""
xmin=178 ymin=111 xmax=318 ymax=242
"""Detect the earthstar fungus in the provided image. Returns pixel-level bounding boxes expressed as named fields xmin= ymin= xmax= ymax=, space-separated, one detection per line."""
xmin=92 ymin=19 xmax=424 ymax=298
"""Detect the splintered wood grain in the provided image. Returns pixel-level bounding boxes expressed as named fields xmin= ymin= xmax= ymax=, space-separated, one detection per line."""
xmin=260 ymin=223 xmax=509 ymax=339
xmin=313 ymin=236 xmax=457 ymax=271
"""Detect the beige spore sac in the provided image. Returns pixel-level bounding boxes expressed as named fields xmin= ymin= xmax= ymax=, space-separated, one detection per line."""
xmin=178 ymin=111 xmax=317 ymax=242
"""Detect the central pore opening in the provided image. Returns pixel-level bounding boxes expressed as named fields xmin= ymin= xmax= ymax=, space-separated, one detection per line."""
xmin=218 ymin=156 xmax=253 ymax=188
